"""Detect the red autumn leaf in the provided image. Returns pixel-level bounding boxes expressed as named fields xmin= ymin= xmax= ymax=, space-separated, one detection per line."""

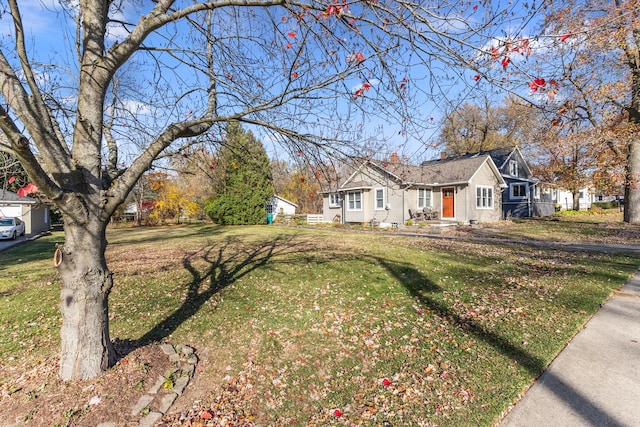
xmin=327 ymin=5 xmax=343 ymax=16
xmin=348 ymin=19 xmax=356 ymax=25
xmin=382 ymin=378 xmax=391 ymax=386
xmin=309 ymin=192 xmax=315 ymax=198
xmin=362 ymin=82 xmax=371 ymax=91
xmin=24 ymin=183 xmax=38 ymax=194
xmin=353 ymin=88 xmax=364 ymax=98
xmin=549 ymin=79 xmax=560 ymax=87
xmin=529 ymin=78 xmax=546 ymax=92
xmin=560 ymin=34 xmax=571 ymax=41
xmin=291 ymin=72 xmax=298 ymax=79
xmin=281 ymin=15 xmax=287 ymax=22
xmin=473 ymin=75 xmax=480 ymax=81
xmin=8 ymin=176 xmax=15 ymax=183
xmin=182 ymin=153 xmax=189 ymax=158
xmin=300 ymin=177 xmax=305 ymax=182
xmin=473 ymin=5 xmax=478 ymax=10
xmin=334 ymin=409 xmax=343 ymax=417
xmin=201 ymin=410 xmax=213 ymax=419
xmin=490 ymin=46 xmax=500 ymax=60
xmin=297 ymin=150 xmax=303 ymax=156
xmin=355 ymin=52 xmax=365 ymax=63
xmin=17 ymin=187 xmax=27 ymax=197
xmin=287 ymin=31 xmax=297 ymax=38
xmin=501 ymin=57 xmax=510 ymax=71
xmin=286 ymin=43 xmax=292 ymax=49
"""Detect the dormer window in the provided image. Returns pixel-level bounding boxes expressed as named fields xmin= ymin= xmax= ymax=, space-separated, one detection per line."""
xmin=508 ymin=160 xmax=518 ymax=176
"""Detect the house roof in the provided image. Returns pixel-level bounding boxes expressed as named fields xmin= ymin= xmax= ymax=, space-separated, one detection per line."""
xmin=0 ymin=190 xmax=38 ymax=204
xmin=273 ymin=194 xmax=298 ymax=207
xmin=406 ymin=155 xmax=501 ymax=185
xmin=329 ymin=153 xmax=507 ymax=192
xmin=435 ymin=146 xmax=535 ymax=179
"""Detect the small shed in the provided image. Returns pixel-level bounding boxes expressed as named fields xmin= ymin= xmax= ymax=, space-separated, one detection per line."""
xmin=0 ymin=190 xmax=50 ymax=235
xmin=266 ymin=195 xmax=298 ymax=222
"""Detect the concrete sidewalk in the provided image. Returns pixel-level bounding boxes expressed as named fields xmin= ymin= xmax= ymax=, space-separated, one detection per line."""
xmin=499 ymin=271 xmax=640 ymax=427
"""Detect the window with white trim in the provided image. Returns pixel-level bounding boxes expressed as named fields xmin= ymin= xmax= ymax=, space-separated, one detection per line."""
xmin=417 ymin=188 xmax=432 ymax=208
xmin=508 ymin=160 xmax=518 ymax=176
xmin=375 ymin=188 xmax=385 ymax=210
xmin=347 ymin=191 xmax=362 ymax=211
xmin=476 ymin=186 xmax=494 ymax=209
xmin=511 ymin=183 xmax=527 ymax=199
xmin=329 ymin=193 xmax=342 ymax=208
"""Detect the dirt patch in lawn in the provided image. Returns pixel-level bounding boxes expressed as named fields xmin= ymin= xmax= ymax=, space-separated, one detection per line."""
xmin=0 ymin=341 xmax=173 ymax=426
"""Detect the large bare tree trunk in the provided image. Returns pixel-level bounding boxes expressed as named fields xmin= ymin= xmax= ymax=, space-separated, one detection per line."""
xmin=623 ymin=140 xmax=640 ymax=223
xmin=625 ymin=63 xmax=640 ymax=223
xmin=572 ymin=190 xmax=581 ymax=211
xmin=57 ymin=219 xmax=116 ymax=381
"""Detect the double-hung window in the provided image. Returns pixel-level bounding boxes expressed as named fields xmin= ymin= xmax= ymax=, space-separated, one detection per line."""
xmin=347 ymin=191 xmax=362 ymax=211
xmin=511 ymin=183 xmax=527 ymax=199
xmin=329 ymin=193 xmax=342 ymax=208
xmin=417 ymin=188 xmax=432 ymax=208
xmin=508 ymin=160 xmax=518 ymax=176
xmin=374 ymin=188 xmax=385 ymax=210
xmin=476 ymin=186 xmax=494 ymax=209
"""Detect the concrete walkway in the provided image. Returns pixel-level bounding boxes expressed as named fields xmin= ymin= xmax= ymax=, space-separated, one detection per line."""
xmin=499 ymin=271 xmax=640 ymax=427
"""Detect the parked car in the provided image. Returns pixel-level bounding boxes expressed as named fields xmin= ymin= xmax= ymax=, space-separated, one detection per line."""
xmin=0 ymin=217 xmax=25 ymax=240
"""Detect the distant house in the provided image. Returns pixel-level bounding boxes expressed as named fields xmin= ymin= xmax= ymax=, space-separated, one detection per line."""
xmin=322 ymin=153 xmax=506 ymax=225
xmin=468 ymin=147 xmax=557 ymax=218
xmin=266 ymin=195 xmax=298 ymax=221
xmin=123 ymin=201 xmax=156 ymax=222
xmin=556 ymin=188 xmax=595 ymax=211
xmin=0 ymin=190 xmax=50 ymax=235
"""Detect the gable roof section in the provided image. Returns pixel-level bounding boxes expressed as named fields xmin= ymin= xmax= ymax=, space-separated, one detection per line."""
xmin=0 ymin=190 xmax=38 ymax=204
xmin=273 ymin=194 xmax=298 ymax=208
xmin=337 ymin=155 xmax=505 ymax=190
xmin=339 ymin=160 xmax=402 ymax=191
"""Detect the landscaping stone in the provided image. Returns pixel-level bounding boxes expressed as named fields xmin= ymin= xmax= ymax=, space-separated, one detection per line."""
xmin=173 ymin=376 xmax=190 ymax=395
xmin=138 ymin=411 xmax=163 ymax=427
xmin=148 ymin=375 xmax=166 ymax=394
xmin=96 ymin=343 xmax=199 ymax=426
xmin=158 ymin=392 xmax=178 ymax=413
xmin=131 ymin=394 xmax=154 ymax=415
xmin=159 ymin=344 xmax=177 ymax=356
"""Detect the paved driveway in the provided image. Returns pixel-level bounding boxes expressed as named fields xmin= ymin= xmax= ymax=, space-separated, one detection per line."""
xmin=0 ymin=234 xmax=30 ymax=252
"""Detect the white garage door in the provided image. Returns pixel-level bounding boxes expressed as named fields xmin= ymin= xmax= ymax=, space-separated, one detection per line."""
xmin=0 ymin=205 xmax=22 ymax=219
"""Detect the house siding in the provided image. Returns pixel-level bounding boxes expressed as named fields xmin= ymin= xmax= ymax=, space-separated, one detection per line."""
xmin=322 ymin=155 xmax=506 ymax=225
xmin=466 ymin=163 xmax=503 ymax=223
xmin=0 ymin=192 xmax=50 ymax=235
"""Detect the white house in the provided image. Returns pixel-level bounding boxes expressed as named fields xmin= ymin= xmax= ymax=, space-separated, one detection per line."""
xmin=0 ymin=190 xmax=51 ymax=235
xmin=266 ymin=195 xmax=298 ymax=222
xmin=556 ymin=188 xmax=594 ymax=211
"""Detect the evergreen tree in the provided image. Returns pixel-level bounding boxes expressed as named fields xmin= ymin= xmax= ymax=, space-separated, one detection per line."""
xmin=206 ymin=122 xmax=274 ymax=225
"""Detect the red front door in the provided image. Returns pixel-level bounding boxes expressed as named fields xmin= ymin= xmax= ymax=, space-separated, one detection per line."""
xmin=442 ymin=188 xmax=455 ymax=218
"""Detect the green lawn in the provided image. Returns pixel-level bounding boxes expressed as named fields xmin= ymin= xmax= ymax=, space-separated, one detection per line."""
xmin=1 ymin=221 xmax=639 ymax=426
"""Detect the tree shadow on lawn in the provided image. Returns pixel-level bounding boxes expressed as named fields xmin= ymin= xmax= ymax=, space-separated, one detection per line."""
xmin=373 ymin=255 xmax=546 ymax=376
xmin=374 ymin=255 xmax=629 ymax=426
xmin=132 ymin=233 xmax=311 ymax=347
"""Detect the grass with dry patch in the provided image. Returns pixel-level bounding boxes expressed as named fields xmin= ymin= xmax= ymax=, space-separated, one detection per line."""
xmin=1 ymin=220 xmax=639 ymax=426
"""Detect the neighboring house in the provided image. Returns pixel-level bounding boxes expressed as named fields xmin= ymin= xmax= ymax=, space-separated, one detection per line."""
xmin=0 ymin=190 xmax=50 ymax=235
xmin=322 ymin=153 xmax=506 ymax=225
xmin=266 ymin=195 xmax=298 ymax=221
xmin=466 ymin=147 xmax=557 ymax=218
xmin=123 ymin=201 xmax=156 ymax=222
xmin=556 ymin=188 xmax=595 ymax=211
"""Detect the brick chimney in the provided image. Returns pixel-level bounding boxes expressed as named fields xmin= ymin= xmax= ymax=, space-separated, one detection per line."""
xmin=390 ymin=152 xmax=399 ymax=164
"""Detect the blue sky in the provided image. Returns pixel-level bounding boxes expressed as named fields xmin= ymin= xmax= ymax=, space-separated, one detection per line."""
xmin=0 ymin=0 xmax=549 ymax=166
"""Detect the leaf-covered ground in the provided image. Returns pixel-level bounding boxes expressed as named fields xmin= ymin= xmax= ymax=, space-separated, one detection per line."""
xmin=1 ymin=221 xmax=639 ymax=426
